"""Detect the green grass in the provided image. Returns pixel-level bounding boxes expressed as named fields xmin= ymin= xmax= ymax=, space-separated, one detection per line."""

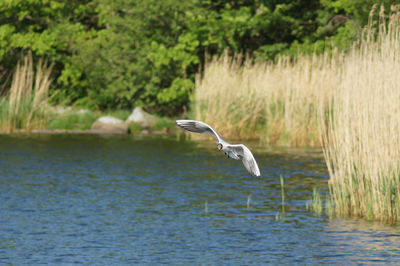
xmin=103 ymin=109 xmax=132 ymax=121
xmin=0 ymin=100 xmax=9 ymax=130
xmin=47 ymin=110 xmax=99 ymax=130
xmin=45 ymin=108 xmax=177 ymax=133
xmin=128 ymin=123 xmax=142 ymax=134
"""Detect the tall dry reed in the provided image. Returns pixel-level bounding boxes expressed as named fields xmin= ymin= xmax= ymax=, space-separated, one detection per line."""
xmin=0 ymin=53 xmax=53 ymax=132
xmin=322 ymin=5 xmax=400 ymax=222
xmin=194 ymin=51 xmax=340 ymax=146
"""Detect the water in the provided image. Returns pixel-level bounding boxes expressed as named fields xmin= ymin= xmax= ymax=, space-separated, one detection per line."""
xmin=1 ymin=134 xmax=400 ymax=264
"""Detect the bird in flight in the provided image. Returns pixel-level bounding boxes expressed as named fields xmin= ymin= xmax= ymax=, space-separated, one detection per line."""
xmin=176 ymin=120 xmax=261 ymax=176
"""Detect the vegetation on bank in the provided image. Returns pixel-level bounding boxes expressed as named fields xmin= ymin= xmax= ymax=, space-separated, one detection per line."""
xmin=45 ymin=108 xmax=176 ymax=133
xmin=0 ymin=0 xmax=393 ymax=115
xmin=0 ymin=54 xmax=176 ymax=133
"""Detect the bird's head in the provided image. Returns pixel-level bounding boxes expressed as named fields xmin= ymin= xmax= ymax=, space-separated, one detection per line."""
xmin=217 ymin=143 xmax=223 ymax=151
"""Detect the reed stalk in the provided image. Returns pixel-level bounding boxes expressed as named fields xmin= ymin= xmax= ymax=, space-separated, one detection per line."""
xmin=280 ymin=175 xmax=285 ymax=214
xmin=306 ymin=187 xmax=323 ymax=216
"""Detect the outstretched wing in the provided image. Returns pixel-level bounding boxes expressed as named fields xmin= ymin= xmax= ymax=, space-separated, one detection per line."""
xmin=176 ymin=120 xmax=260 ymax=176
xmin=227 ymin=144 xmax=261 ymax=176
xmin=176 ymin=120 xmax=225 ymax=143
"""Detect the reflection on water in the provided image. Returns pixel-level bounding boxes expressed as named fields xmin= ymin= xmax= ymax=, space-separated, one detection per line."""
xmin=0 ymin=135 xmax=399 ymax=264
xmin=319 ymin=219 xmax=400 ymax=263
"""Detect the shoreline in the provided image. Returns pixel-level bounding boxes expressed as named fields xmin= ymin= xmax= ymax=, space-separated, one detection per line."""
xmin=0 ymin=128 xmax=177 ymax=136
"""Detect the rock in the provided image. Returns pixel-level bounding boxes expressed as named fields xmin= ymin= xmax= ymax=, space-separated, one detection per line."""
xmin=126 ymin=107 xmax=156 ymax=128
xmin=90 ymin=116 xmax=129 ymax=134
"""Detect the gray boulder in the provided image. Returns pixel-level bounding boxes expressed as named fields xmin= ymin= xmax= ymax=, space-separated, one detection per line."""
xmin=126 ymin=107 xmax=156 ymax=128
xmin=91 ymin=116 xmax=129 ymax=134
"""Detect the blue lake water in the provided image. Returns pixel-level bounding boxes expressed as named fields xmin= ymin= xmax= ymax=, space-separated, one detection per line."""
xmin=1 ymin=134 xmax=400 ymax=264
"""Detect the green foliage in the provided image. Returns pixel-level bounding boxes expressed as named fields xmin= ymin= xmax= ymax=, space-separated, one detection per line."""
xmin=64 ymin=0 xmax=198 ymax=113
xmin=0 ymin=0 xmax=393 ymax=115
xmin=0 ymin=0 xmax=97 ymax=104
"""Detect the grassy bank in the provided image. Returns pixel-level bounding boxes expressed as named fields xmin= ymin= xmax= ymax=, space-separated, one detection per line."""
xmin=194 ymin=5 xmax=400 ymax=222
xmin=45 ymin=108 xmax=176 ymax=133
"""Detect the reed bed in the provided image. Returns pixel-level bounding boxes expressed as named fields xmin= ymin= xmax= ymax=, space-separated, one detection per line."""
xmin=194 ymin=49 xmax=340 ymax=146
xmin=0 ymin=53 xmax=53 ymax=132
xmin=195 ymin=5 xmax=400 ymax=222
xmin=322 ymin=5 xmax=400 ymax=222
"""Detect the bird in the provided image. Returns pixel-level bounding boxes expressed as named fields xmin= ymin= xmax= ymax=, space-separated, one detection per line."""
xmin=176 ymin=120 xmax=261 ymax=176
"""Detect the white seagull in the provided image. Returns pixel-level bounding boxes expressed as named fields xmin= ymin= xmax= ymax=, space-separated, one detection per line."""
xmin=176 ymin=120 xmax=261 ymax=176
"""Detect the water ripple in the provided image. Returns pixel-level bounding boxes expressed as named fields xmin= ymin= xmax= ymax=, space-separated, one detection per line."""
xmin=0 ymin=135 xmax=399 ymax=264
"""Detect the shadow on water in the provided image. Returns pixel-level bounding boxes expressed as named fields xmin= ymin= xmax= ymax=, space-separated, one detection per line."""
xmin=0 ymin=134 xmax=399 ymax=264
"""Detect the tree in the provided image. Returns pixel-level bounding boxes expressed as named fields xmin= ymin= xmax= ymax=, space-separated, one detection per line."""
xmin=0 ymin=0 xmax=97 ymax=90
